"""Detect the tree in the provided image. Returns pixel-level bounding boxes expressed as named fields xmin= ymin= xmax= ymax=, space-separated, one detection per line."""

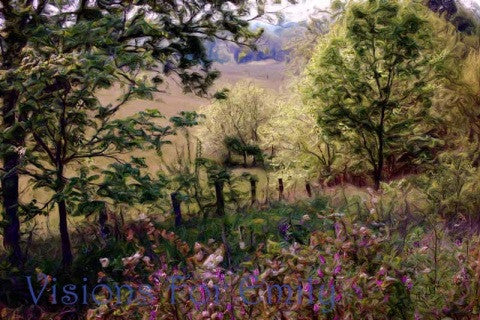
xmin=15 ymin=40 xmax=176 ymax=265
xmin=0 ymin=0 xmax=259 ymax=266
xmin=304 ymin=0 xmax=450 ymax=190
xmin=198 ymin=81 xmax=275 ymax=165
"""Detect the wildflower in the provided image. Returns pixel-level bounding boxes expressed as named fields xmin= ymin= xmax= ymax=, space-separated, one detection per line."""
xmin=352 ymin=283 xmax=362 ymax=296
xmin=239 ymin=242 xmax=246 ymax=250
xmin=378 ymin=267 xmax=387 ymax=276
xmin=202 ymin=248 xmax=224 ymax=269
xmin=335 ymin=292 xmax=342 ymax=302
xmin=319 ymin=255 xmax=326 ymax=264
xmin=303 ymin=282 xmax=311 ymax=293
xmin=317 ymin=269 xmax=324 ymax=278
xmin=333 ymin=265 xmax=341 ymax=275
xmin=194 ymin=242 xmax=202 ymax=252
xmin=313 ymin=304 xmax=320 ymax=313
xmin=302 ymin=214 xmax=311 ymax=221
xmin=195 ymin=251 xmax=204 ymax=261
xmin=401 ymin=275 xmax=413 ymax=290
xmin=149 ymin=309 xmax=157 ymax=320
xmin=99 ymin=258 xmax=110 ymax=268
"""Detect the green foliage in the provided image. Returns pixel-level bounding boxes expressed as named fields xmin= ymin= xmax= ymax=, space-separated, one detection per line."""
xmin=198 ymin=81 xmax=275 ymax=166
xmin=304 ymin=0 xmax=452 ymax=189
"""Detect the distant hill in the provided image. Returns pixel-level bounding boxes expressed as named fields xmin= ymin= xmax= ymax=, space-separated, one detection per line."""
xmin=206 ymin=0 xmax=480 ymax=65
xmin=205 ymin=21 xmax=308 ymax=64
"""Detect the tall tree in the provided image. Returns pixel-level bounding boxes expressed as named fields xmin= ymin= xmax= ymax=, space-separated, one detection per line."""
xmin=0 ymin=0 xmax=259 ymax=266
xmin=304 ymin=0 xmax=450 ymax=190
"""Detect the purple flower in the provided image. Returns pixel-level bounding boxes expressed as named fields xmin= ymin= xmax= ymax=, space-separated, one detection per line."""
xmin=335 ymin=292 xmax=342 ymax=302
xmin=149 ymin=310 xmax=157 ymax=320
xmin=333 ymin=265 xmax=342 ymax=275
xmin=317 ymin=269 xmax=324 ymax=278
xmin=319 ymin=255 xmax=326 ymax=264
xmin=352 ymin=284 xmax=363 ymax=298
xmin=303 ymin=282 xmax=312 ymax=293
xmin=313 ymin=304 xmax=320 ymax=313
xmin=278 ymin=222 xmax=291 ymax=240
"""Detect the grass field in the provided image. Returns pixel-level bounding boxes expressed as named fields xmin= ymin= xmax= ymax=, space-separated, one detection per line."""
xmin=6 ymin=61 xmax=288 ymax=241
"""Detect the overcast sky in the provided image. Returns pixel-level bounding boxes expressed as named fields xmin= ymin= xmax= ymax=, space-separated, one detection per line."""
xmin=267 ymin=0 xmax=331 ymax=22
xmin=266 ymin=0 xmax=480 ymax=22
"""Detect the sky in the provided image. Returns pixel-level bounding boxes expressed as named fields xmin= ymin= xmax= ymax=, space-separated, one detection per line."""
xmin=266 ymin=0 xmax=331 ymax=22
xmin=265 ymin=0 xmax=480 ymax=22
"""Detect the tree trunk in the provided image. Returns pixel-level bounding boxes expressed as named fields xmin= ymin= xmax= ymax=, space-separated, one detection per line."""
xmin=171 ymin=192 xmax=182 ymax=227
xmin=375 ymin=105 xmax=386 ymax=191
xmin=58 ymin=199 xmax=73 ymax=266
xmin=1 ymin=90 xmax=23 ymax=267
xmin=374 ymin=170 xmax=381 ymax=191
xmin=56 ymin=160 xmax=72 ymax=266
xmin=215 ymin=180 xmax=225 ymax=217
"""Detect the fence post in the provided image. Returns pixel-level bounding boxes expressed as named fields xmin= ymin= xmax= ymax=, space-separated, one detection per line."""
xmin=250 ymin=177 xmax=257 ymax=205
xmin=215 ymin=180 xmax=225 ymax=216
xmin=306 ymin=182 xmax=312 ymax=198
xmin=278 ymin=178 xmax=284 ymax=201
xmin=171 ymin=192 xmax=182 ymax=227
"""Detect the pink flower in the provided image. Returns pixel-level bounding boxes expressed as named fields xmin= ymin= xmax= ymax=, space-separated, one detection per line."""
xmin=376 ymin=279 xmax=383 ymax=287
xmin=334 ymin=253 xmax=340 ymax=261
xmin=317 ymin=269 xmax=324 ymax=278
xmin=313 ymin=304 xmax=320 ymax=313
